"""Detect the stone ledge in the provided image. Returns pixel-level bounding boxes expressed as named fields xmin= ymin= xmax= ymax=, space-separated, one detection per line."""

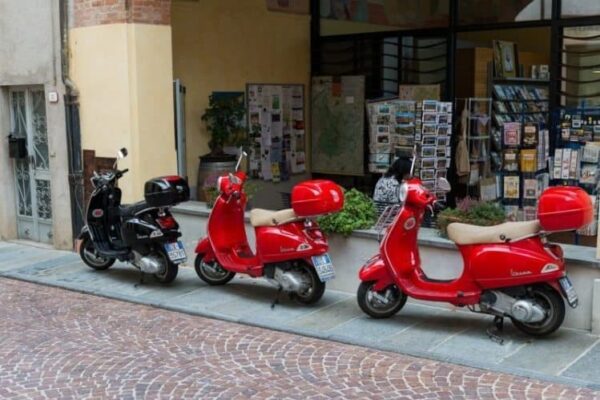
xmin=173 ymin=201 xmax=600 ymax=268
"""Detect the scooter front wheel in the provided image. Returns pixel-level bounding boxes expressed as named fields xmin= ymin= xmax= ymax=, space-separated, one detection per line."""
xmin=79 ymin=236 xmax=115 ymax=270
xmin=194 ymin=255 xmax=235 ymax=285
xmin=358 ymin=281 xmax=407 ymax=319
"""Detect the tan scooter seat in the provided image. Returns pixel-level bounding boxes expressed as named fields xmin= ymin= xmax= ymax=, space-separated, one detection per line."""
xmin=447 ymin=220 xmax=541 ymax=245
xmin=250 ymin=208 xmax=301 ymax=227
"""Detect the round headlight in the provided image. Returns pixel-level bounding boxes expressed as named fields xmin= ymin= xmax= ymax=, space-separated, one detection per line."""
xmin=399 ymin=183 xmax=408 ymax=202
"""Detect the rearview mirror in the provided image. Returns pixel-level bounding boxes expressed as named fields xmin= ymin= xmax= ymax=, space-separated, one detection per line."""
xmin=437 ymin=177 xmax=451 ymax=192
xmin=118 ymin=148 xmax=128 ymax=159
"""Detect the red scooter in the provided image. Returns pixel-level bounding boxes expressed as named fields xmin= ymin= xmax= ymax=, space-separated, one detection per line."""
xmin=358 ymin=172 xmax=592 ymax=337
xmin=194 ymin=151 xmax=343 ymax=305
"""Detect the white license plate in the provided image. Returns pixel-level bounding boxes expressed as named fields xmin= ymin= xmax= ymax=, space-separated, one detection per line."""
xmin=164 ymin=241 xmax=187 ymax=263
xmin=312 ymin=253 xmax=335 ymax=282
xmin=559 ymin=276 xmax=578 ymax=308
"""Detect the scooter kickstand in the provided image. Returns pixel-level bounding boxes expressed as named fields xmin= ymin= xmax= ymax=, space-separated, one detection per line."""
xmin=135 ymin=272 xmax=145 ymax=288
xmin=487 ymin=316 xmax=505 ymax=345
xmin=271 ymin=286 xmax=283 ymax=310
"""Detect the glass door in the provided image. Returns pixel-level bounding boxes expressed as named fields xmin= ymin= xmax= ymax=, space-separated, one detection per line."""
xmin=9 ymin=87 xmax=53 ymax=244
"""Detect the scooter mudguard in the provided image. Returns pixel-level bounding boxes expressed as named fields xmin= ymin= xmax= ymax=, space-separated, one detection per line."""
xmin=359 ymin=255 xmax=394 ymax=291
xmin=77 ymin=225 xmax=90 ymax=240
xmin=195 ymin=237 xmax=211 ymax=255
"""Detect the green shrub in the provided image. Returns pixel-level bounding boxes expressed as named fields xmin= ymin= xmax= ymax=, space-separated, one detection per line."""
xmin=317 ymin=188 xmax=377 ymax=236
xmin=437 ymin=198 xmax=506 ymax=237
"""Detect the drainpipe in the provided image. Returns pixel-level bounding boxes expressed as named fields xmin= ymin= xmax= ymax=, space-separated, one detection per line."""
xmin=59 ymin=0 xmax=85 ymax=244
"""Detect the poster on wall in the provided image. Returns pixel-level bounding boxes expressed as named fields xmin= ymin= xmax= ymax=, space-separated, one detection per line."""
xmin=266 ymin=0 xmax=309 ymax=14
xmin=311 ymin=75 xmax=365 ymax=176
xmin=246 ymin=83 xmax=306 ymax=181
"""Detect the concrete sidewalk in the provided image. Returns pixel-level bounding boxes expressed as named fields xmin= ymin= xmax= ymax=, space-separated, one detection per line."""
xmin=1 ymin=240 xmax=599 ymax=390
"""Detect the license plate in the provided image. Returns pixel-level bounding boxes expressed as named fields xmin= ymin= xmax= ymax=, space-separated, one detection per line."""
xmin=312 ymin=253 xmax=335 ymax=282
xmin=559 ymin=276 xmax=578 ymax=308
xmin=164 ymin=241 xmax=187 ymax=264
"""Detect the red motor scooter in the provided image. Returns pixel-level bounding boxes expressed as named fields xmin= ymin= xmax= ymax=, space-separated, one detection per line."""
xmin=194 ymin=151 xmax=343 ymax=305
xmin=357 ymin=170 xmax=592 ymax=337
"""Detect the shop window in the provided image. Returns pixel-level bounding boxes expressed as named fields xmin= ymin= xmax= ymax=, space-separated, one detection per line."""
xmin=561 ymin=0 xmax=600 ymax=18
xmin=458 ymin=0 xmax=551 ymax=25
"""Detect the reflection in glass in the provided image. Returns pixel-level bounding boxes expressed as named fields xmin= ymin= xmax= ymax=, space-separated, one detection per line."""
xmin=458 ymin=0 xmax=551 ymax=25
xmin=320 ymin=0 xmax=449 ymax=30
xmin=562 ymin=26 xmax=600 ymax=108
xmin=562 ymin=0 xmax=600 ymax=18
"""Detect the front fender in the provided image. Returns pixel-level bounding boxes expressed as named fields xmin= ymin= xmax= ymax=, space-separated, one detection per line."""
xmin=194 ymin=237 xmax=212 ymax=254
xmin=77 ymin=226 xmax=90 ymax=240
xmin=359 ymin=255 xmax=394 ymax=291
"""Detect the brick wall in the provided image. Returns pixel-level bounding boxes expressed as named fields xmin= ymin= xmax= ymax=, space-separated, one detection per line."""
xmin=73 ymin=0 xmax=171 ymax=28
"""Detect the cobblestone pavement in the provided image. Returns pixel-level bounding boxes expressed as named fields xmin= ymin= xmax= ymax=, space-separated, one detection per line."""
xmin=0 ymin=278 xmax=598 ymax=400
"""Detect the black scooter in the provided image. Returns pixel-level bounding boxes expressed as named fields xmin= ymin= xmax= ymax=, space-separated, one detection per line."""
xmin=78 ymin=148 xmax=190 ymax=283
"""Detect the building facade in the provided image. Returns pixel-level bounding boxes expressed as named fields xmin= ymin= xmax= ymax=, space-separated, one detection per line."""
xmin=0 ymin=0 xmax=73 ymax=249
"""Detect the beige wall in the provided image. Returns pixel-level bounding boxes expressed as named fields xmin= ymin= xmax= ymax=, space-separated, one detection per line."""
xmin=171 ymin=0 xmax=311 ymax=204
xmin=70 ymin=23 xmax=177 ymax=202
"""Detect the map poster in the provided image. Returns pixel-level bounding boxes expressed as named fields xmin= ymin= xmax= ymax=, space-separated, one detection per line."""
xmin=311 ymin=76 xmax=365 ymax=176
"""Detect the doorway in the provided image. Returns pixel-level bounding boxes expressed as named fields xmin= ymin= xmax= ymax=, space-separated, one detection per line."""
xmin=9 ymin=87 xmax=53 ymax=244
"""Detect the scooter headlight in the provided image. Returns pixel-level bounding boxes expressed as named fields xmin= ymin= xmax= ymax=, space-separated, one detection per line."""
xmin=399 ymin=183 xmax=408 ymax=202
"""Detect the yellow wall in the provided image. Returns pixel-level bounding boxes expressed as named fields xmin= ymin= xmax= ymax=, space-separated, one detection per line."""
xmin=171 ymin=0 xmax=311 ymax=199
xmin=70 ymin=24 xmax=177 ymax=202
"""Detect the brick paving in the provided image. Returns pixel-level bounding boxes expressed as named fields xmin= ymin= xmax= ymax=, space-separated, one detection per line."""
xmin=0 ymin=278 xmax=598 ymax=400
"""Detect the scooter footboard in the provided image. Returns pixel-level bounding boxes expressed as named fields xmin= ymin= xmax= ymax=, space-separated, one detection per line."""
xmin=359 ymin=255 xmax=394 ymax=291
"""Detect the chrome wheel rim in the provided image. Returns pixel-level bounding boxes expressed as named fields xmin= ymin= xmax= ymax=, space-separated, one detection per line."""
xmin=201 ymin=260 xmax=230 ymax=281
xmin=83 ymin=241 xmax=110 ymax=267
xmin=365 ymin=285 xmax=401 ymax=314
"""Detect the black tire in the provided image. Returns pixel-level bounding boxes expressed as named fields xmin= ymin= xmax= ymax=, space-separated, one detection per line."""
xmin=293 ymin=261 xmax=326 ymax=305
xmin=511 ymin=284 xmax=565 ymax=337
xmin=194 ymin=254 xmax=235 ymax=285
xmin=357 ymin=281 xmax=407 ymax=319
xmin=153 ymin=250 xmax=179 ymax=284
xmin=79 ymin=235 xmax=115 ymax=270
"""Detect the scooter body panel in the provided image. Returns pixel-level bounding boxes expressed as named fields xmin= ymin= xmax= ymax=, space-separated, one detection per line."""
xmin=255 ymin=222 xmax=328 ymax=263
xmin=459 ymin=237 xmax=565 ymax=289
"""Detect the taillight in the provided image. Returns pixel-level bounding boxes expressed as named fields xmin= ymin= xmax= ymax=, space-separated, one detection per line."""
xmin=156 ymin=215 xmax=177 ymax=229
xmin=546 ymin=244 xmax=564 ymax=260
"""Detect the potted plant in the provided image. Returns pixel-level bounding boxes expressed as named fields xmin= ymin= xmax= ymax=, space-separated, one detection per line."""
xmin=437 ymin=197 xmax=506 ymax=237
xmin=202 ymin=172 xmax=220 ymax=209
xmin=317 ymin=189 xmax=377 ymax=236
xmin=197 ymin=93 xmax=246 ymax=200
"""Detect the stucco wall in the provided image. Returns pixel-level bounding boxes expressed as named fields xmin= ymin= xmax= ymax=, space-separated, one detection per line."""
xmin=0 ymin=0 xmax=73 ymax=249
xmin=171 ymin=0 xmax=311 ymax=208
xmin=0 ymin=0 xmax=57 ymax=85
xmin=70 ymin=23 xmax=178 ymax=202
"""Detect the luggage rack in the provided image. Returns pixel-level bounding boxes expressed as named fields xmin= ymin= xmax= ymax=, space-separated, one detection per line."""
xmin=374 ymin=204 xmax=402 ymax=240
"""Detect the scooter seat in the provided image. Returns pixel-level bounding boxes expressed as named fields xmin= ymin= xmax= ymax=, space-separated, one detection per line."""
xmin=120 ymin=201 xmax=152 ymax=218
xmin=250 ymin=208 xmax=302 ymax=227
xmin=447 ymin=220 xmax=541 ymax=245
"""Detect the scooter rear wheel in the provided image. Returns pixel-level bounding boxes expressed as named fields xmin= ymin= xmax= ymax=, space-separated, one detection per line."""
xmin=358 ymin=281 xmax=407 ymax=319
xmin=153 ymin=250 xmax=179 ymax=284
xmin=195 ymin=254 xmax=235 ymax=285
xmin=511 ymin=284 xmax=565 ymax=337
xmin=79 ymin=236 xmax=115 ymax=270
xmin=293 ymin=262 xmax=326 ymax=305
